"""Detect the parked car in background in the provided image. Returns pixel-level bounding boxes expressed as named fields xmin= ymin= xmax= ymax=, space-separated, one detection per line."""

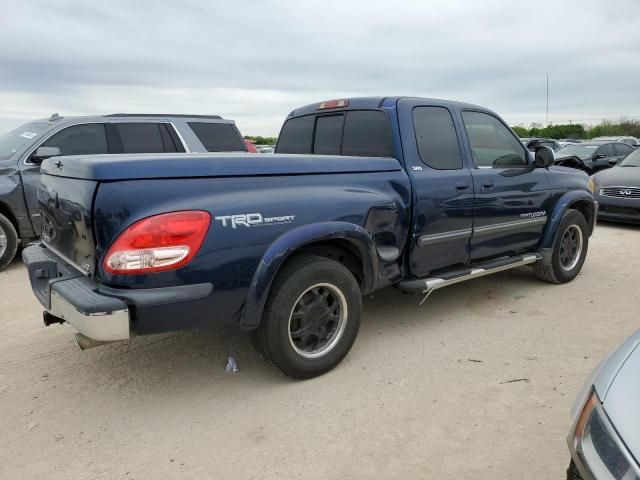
xmin=567 ymin=328 xmax=640 ymax=479
xmin=555 ymin=141 xmax=634 ymax=173
xmin=592 ymin=147 xmax=640 ymax=224
xmin=591 ymin=135 xmax=639 ymax=147
xmin=257 ymin=145 xmax=275 ymax=153
xmin=0 ymin=113 xmax=247 ymax=269
xmin=559 ymin=139 xmax=583 ymax=148
xmin=244 ymin=138 xmax=258 ymax=153
xmin=23 ymin=96 xmax=596 ymax=379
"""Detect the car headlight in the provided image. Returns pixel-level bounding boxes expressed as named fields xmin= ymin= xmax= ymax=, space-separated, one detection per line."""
xmin=588 ymin=176 xmax=597 ymax=194
xmin=570 ymin=389 xmax=640 ymax=479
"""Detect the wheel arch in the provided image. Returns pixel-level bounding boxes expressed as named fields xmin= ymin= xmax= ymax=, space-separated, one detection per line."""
xmin=240 ymin=221 xmax=377 ymax=329
xmin=0 ymin=201 xmax=20 ymax=235
xmin=541 ymin=191 xmax=596 ymax=249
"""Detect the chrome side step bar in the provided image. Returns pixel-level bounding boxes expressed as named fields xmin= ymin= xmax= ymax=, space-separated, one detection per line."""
xmin=397 ymin=253 xmax=542 ymax=305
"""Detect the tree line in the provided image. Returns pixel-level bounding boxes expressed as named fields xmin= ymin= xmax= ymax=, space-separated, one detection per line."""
xmin=512 ymin=119 xmax=640 ymax=140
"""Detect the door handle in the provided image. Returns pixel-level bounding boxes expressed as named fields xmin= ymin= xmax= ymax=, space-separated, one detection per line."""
xmin=455 ymin=181 xmax=469 ymax=191
xmin=481 ymin=180 xmax=494 ymax=190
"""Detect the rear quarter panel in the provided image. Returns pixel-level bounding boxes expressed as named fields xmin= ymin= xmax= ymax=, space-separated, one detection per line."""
xmin=94 ymin=170 xmax=410 ymax=331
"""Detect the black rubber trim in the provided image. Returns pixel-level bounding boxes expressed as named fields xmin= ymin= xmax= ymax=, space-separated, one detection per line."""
xmin=53 ymin=277 xmax=128 ymax=315
xmin=417 ymin=228 xmax=472 ymax=247
xmin=473 ymin=217 xmax=547 ymax=236
xmin=105 ymin=114 xmax=223 ymax=119
xmin=98 ymin=283 xmax=213 ymax=308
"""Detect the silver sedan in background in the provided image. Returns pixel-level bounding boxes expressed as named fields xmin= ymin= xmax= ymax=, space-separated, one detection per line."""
xmin=567 ymin=329 xmax=640 ymax=479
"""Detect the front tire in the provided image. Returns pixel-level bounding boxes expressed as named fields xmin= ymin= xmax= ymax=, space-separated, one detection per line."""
xmin=0 ymin=214 xmax=18 ymax=271
xmin=534 ymin=209 xmax=589 ymax=284
xmin=252 ymin=255 xmax=362 ymax=379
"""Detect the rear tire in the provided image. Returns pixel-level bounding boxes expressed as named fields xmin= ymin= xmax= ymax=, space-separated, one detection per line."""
xmin=0 ymin=214 xmax=18 ymax=271
xmin=534 ymin=209 xmax=588 ymax=284
xmin=252 ymin=255 xmax=362 ymax=379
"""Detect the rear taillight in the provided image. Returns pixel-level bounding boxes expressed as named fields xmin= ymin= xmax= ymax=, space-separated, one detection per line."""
xmin=104 ymin=210 xmax=211 ymax=275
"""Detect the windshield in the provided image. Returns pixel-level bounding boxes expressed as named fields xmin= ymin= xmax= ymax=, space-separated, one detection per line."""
xmin=556 ymin=144 xmax=598 ymax=160
xmin=619 ymin=148 xmax=640 ymax=167
xmin=0 ymin=123 xmax=49 ymax=161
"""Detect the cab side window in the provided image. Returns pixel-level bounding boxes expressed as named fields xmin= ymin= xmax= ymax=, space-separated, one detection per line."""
xmin=41 ymin=123 xmax=108 ymax=156
xmin=461 ymin=111 xmax=527 ymax=168
xmin=412 ymin=106 xmax=462 ymax=169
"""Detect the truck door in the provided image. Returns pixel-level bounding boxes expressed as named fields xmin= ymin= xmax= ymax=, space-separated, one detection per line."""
xmin=459 ymin=110 xmax=551 ymax=261
xmin=397 ymin=99 xmax=474 ymax=278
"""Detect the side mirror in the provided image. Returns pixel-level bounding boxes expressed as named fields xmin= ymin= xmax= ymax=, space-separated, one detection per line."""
xmin=30 ymin=146 xmax=61 ymax=164
xmin=594 ymin=153 xmax=607 ymax=159
xmin=534 ymin=146 xmax=555 ymax=168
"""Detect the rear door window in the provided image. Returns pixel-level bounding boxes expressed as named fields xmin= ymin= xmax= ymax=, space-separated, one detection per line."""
xmin=412 ymin=107 xmax=462 ymax=169
xmin=41 ymin=123 xmax=108 ymax=156
xmin=313 ymin=115 xmax=344 ymax=154
xmin=276 ymin=116 xmax=315 ymax=154
xmin=596 ymin=144 xmax=615 ymax=158
xmin=614 ymin=143 xmax=633 ymax=157
xmin=341 ymin=111 xmax=392 ymax=157
xmin=117 ymin=123 xmax=165 ymax=153
xmin=188 ymin=122 xmax=245 ymax=152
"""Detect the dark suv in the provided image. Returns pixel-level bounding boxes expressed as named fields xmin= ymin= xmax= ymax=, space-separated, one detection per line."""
xmin=0 ymin=113 xmax=246 ymax=269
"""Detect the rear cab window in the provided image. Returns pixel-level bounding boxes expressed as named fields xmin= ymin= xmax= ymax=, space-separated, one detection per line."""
xmin=188 ymin=122 xmax=245 ymax=152
xmin=276 ymin=110 xmax=393 ymax=157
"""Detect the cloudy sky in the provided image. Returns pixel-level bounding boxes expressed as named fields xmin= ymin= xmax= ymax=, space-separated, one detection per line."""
xmin=1 ymin=0 xmax=639 ymax=136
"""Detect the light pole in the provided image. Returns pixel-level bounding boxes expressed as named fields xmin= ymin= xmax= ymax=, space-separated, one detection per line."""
xmin=546 ymin=75 xmax=549 ymax=125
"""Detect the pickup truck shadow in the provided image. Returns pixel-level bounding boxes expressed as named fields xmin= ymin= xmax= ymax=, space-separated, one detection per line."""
xmin=54 ymin=267 xmax=545 ymax=399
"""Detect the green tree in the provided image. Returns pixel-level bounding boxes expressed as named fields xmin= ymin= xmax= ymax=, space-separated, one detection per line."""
xmin=512 ymin=126 xmax=529 ymax=137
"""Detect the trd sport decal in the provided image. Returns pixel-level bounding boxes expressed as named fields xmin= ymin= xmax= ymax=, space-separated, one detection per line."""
xmin=215 ymin=213 xmax=296 ymax=229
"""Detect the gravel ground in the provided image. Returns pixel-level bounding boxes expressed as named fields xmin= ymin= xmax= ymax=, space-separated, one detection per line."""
xmin=1 ymin=222 xmax=638 ymax=479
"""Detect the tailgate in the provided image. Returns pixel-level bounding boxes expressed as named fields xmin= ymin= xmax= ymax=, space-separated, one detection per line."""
xmin=38 ymin=173 xmax=97 ymax=276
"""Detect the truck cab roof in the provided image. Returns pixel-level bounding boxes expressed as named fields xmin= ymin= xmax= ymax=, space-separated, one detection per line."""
xmin=286 ymin=96 xmax=486 ymax=118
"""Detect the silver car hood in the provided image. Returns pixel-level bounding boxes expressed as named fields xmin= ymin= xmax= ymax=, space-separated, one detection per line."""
xmin=603 ymin=342 xmax=640 ymax=462
xmin=591 ymin=329 xmax=640 ymax=401
xmin=572 ymin=329 xmax=640 ymax=419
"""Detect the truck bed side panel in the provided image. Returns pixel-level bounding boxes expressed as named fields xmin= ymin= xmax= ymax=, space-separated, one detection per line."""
xmin=94 ymin=171 xmax=411 ymax=334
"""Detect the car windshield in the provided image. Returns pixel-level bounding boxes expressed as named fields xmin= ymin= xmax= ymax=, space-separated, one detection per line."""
xmin=619 ymin=149 xmax=640 ymax=167
xmin=0 ymin=123 xmax=49 ymax=161
xmin=556 ymin=144 xmax=598 ymax=160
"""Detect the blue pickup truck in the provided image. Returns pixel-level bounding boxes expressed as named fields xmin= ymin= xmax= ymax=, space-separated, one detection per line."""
xmin=23 ymin=97 xmax=597 ymax=379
